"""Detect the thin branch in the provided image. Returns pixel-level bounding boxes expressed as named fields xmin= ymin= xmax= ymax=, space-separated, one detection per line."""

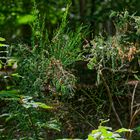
xmin=126 ymin=108 xmax=140 ymax=139
xmin=126 ymin=81 xmax=139 ymax=139
xmin=100 ymin=70 xmax=123 ymax=127
xmin=131 ymin=81 xmax=138 ymax=119
xmin=69 ymin=105 xmax=95 ymax=128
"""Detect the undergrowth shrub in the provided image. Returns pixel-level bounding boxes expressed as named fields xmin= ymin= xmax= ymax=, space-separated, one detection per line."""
xmin=17 ymin=4 xmax=84 ymax=98
xmin=84 ymin=10 xmax=140 ymax=139
xmin=0 ymin=4 xmax=86 ymax=140
xmin=87 ymin=120 xmax=132 ymax=140
xmin=0 ymin=5 xmax=140 ymax=140
xmin=55 ymin=10 xmax=140 ymax=140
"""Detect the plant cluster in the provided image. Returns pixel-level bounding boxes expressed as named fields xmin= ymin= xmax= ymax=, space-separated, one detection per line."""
xmin=0 ymin=5 xmax=140 ymax=140
xmin=0 ymin=5 xmax=85 ymax=140
xmin=84 ymin=11 xmax=140 ymax=138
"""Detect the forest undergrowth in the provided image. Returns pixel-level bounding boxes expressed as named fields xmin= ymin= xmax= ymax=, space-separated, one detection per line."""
xmin=0 ymin=5 xmax=140 ymax=140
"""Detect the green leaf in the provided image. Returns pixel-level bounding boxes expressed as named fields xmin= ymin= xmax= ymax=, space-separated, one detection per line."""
xmin=0 ymin=63 xmax=2 ymax=69
xmin=104 ymin=138 xmax=114 ymax=140
xmin=92 ymin=129 xmax=99 ymax=134
xmin=41 ymin=120 xmax=61 ymax=131
xmin=0 ymin=90 xmax=19 ymax=95
xmin=34 ymin=102 xmax=53 ymax=110
xmin=103 ymin=131 xmax=113 ymax=137
xmin=7 ymin=58 xmax=17 ymax=66
xmin=5 ymin=114 xmax=17 ymax=122
xmin=100 ymin=119 xmax=110 ymax=126
xmin=0 ymin=90 xmax=20 ymax=100
xmin=17 ymin=14 xmax=36 ymax=24
xmin=88 ymin=135 xmax=95 ymax=140
xmin=0 ymin=43 xmax=9 ymax=47
xmin=46 ymin=122 xmax=60 ymax=131
xmin=87 ymin=57 xmax=97 ymax=70
xmin=11 ymin=73 xmax=22 ymax=78
xmin=0 ymin=37 xmax=6 ymax=41
xmin=99 ymin=126 xmax=109 ymax=137
xmin=116 ymin=128 xmax=132 ymax=133
xmin=134 ymin=74 xmax=140 ymax=81
xmin=134 ymin=126 xmax=140 ymax=132
xmin=110 ymin=11 xmax=117 ymax=18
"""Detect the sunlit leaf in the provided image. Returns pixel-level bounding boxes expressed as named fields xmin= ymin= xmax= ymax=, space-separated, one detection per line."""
xmin=11 ymin=73 xmax=22 ymax=78
xmin=116 ymin=128 xmax=132 ymax=133
xmin=88 ymin=135 xmax=95 ymax=140
xmin=0 ymin=63 xmax=2 ymax=69
xmin=92 ymin=129 xmax=99 ymax=134
xmin=17 ymin=14 xmax=36 ymax=24
xmin=0 ymin=37 xmax=6 ymax=41
xmin=0 ymin=43 xmax=9 ymax=47
xmin=34 ymin=102 xmax=53 ymax=109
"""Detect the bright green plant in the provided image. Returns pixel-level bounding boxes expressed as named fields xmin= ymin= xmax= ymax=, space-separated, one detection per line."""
xmin=56 ymin=120 xmax=132 ymax=140
xmin=87 ymin=120 xmax=132 ymax=140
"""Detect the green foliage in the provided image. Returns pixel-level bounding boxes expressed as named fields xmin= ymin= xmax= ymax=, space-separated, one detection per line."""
xmin=0 ymin=0 xmax=69 ymax=42
xmin=0 ymin=90 xmax=19 ymax=97
xmin=17 ymin=14 xmax=36 ymax=24
xmin=0 ymin=91 xmax=56 ymax=139
xmin=0 ymin=4 xmax=85 ymax=139
xmin=56 ymin=120 xmax=132 ymax=140
xmin=0 ymin=37 xmax=8 ymax=47
xmin=83 ymin=10 xmax=140 ymax=140
xmin=16 ymin=3 xmax=84 ymax=98
xmin=88 ymin=120 xmax=132 ymax=140
xmin=86 ymin=10 xmax=140 ymax=87
xmin=21 ymin=96 xmax=53 ymax=110
xmin=1 ymin=1 xmax=140 ymax=140
xmin=0 ymin=37 xmax=6 ymax=41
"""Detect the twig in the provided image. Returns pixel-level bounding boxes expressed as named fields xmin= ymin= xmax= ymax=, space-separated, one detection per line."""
xmin=130 ymin=81 xmax=138 ymax=119
xmin=126 ymin=81 xmax=139 ymax=139
xmin=69 ymin=105 xmax=95 ymax=128
xmin=100 ymin=70 xmax=123 ymax=127
xmin=102 ymin=67 xmax=137 ymax=74
xmin=129 ymin=108 xmax=140 ymax=129
xmin=133 ymin=103 xmax=140 ymax=108
xmin=126 ymin=108 xmax=140 ymax=139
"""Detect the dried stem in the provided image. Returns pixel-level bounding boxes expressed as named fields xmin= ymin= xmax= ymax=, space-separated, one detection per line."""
xmin=126 ymin=81 xmax=138 ymax=139
xmin=130 ymin=81 xmax=138 ymax=119
xmin=100 ymin=70 xmax=123 ymax=127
